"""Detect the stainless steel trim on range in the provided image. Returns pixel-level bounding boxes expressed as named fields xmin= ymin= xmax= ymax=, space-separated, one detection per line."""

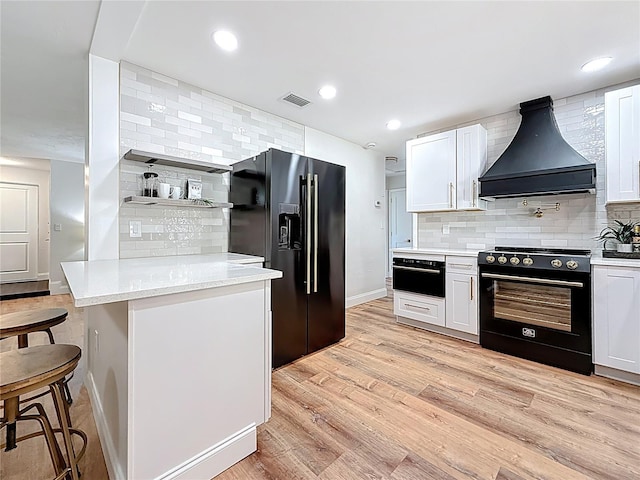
xmin=481 ymin=272 xmax=584 ymax=288
xmin=392 ymin=257 xmax=445 ymax=297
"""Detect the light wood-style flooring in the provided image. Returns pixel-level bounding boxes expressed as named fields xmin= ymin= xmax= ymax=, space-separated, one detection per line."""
xmin=2 ymin=288 xmax=639 ymax=479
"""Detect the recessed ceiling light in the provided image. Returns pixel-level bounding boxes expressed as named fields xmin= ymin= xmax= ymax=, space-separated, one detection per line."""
xmin=364 ymin=142 xmax=377 ymax=149
xmin=212 ymin=30 xmax=238 ymax=52
xmin=581 ymin=56 xmax=613 ymax=72
xmin=386 ymin=119 xmax=401 ymax=130
xmin=318 ymin=85 xmax=337 ymax=99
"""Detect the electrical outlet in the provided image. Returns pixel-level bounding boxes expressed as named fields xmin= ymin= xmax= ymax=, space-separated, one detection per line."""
xmin=129 ymin=221 xmax=142 ymax=238
xmin=442 ymin=224 xmax=450 ymax=235
xmin=54 ymin=223 xmax=62 ymax=231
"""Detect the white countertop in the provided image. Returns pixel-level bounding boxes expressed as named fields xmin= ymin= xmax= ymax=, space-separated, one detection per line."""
xmin=591 ymin=255 xmax=640 ymax=268
xmin=62 ymin=253 xmax=281 ymax=307
xmin=392 ymin=247 xmax=481 ymax=258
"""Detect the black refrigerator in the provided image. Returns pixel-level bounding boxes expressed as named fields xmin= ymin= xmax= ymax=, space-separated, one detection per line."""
xmin=229 ymin=148 xmax=345 ymax=368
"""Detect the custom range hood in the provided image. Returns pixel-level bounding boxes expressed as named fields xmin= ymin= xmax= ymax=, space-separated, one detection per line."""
xmin=478 ymin=96 xmax=596 ymax=198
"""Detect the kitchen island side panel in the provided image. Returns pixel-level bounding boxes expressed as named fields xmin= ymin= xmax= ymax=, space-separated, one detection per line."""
xmin=84 ymin=302 xmax=129 ymax=480
xmin=127 ymin=282 xmax=268 ymax=480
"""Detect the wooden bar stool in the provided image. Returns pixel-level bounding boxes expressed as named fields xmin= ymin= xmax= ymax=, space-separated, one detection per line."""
xmin=0 ymin=345 xmax=87 ymax=480
xmin=0 ymin=308 xmax=73 ymax=404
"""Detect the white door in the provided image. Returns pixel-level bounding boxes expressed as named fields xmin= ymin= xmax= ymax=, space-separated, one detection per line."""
xmin=594 ymin=266 xmax=640 ymax=373
xmin=445 ymin=272 xmax=478 ymax=335
xmin=605 ymin=85 xmax=640 ymax=204
xmin=406 ymin=131 xmax=457 ymax=211
xmin=388 ymin=189 xmax=412 ymax=275
xmin=0 ymin=183 xmax=38 ymax=282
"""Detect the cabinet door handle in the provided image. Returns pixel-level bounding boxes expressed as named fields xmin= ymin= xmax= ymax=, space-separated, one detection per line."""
xmin=472 ymin=180 xmax=477 ymax=207
xmin=470 ymin=276 xmax=474 ymax=301
xmin=449 ymin=182 xmax=454 ymax=208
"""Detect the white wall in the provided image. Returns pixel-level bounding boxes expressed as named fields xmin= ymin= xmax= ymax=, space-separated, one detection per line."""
xmin=386 ymin=174 xmax=406 ymax=191
xmin=50 ymin=160 xmax=85 ymax=294
xmin=86 ymin=54 xmax=120 ymax=261
xmin=304 ymin=127 xmax=387 ymax=306
xmin=0 ymin=158 xmax=50 ymax=280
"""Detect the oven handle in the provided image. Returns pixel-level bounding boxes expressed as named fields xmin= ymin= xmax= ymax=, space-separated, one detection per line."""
xmin=393 ymin=266 xmax=442 ymax=274
xmin=481 ymin=272 xmax=584 ymax=288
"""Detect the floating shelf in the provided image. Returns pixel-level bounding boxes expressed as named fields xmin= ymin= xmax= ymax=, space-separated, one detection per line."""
xmin=123 ymin=196 xmax=233 ymax=209
xmin=123 ymin=149 xmax=232 ymax=174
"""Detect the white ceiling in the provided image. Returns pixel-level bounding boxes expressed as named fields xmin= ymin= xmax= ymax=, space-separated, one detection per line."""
xmin=2 ymin=1 xmax=639 ymax=172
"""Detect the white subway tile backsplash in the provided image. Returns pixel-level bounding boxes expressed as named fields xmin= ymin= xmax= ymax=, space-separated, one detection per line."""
xmin=119 ymin=62 xmax=305 ymax=258
xmin=121 ymin=112 xmax=152 ymax=126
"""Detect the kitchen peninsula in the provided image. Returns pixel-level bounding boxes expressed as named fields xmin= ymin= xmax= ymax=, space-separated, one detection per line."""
xmin=62 ymin=253 xmax=282 ymax=480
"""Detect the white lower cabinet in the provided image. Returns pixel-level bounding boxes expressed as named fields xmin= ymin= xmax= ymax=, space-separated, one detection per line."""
xmin=445 ymin=272 xmax=478 ymax=335
xmin=394 ymin=290 xmax=445 ymax=327
xmin=445 ymin=256 xmax=478 ymax=335
xmin=394 ymin=254 xmax=478 ymax=341
xmin=593 ymin=265 xmax=640 ymax=374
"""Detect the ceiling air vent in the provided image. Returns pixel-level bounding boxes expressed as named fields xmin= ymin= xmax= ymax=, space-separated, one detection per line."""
xmin=281 ymin=92 xmax=311 ymax=108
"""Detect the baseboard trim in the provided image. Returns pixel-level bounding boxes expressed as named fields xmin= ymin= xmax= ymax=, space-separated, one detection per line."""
xmin=594 ymin=365 xmax=640 ymax=386
xmin=346 ymin=288 xmax=387 ymax=308
xmin=86 ymin=372 xmax=125 ymax=480
xmin=396 ymin=316 xmax=479 ymax=344
xmin=156 ymin=424 xmax=257 ymax=480
xmin=49 ymin=280 xmax=69 ymax=296
xmin=37 ymin=273 xmax=49 ymax=281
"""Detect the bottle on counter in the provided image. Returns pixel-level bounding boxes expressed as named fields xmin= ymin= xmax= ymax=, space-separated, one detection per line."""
xmin=632 ymin=225 xmax=640 ymax=253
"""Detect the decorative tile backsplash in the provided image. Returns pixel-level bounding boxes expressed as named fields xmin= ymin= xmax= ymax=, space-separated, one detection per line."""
xmin=416 ymin=83 xmax=640 ymax=252
xmin=119 ymin=62 xmax=305 ymax=258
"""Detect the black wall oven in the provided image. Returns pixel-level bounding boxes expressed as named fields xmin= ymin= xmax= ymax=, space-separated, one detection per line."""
xmin=478 ymin=247 xmax=592 ymax=375
xmin=393 ymin=257 xmax=445 ymax=297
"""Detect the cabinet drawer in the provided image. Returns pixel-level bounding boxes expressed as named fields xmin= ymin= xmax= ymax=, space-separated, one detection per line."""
xmin=446 ymin=256 xmax=477 ymax=274
xmin=394 ymin=290 xmax=445 ymax=327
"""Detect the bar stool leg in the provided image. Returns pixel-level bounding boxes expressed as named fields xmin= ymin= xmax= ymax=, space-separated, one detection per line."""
xmin=25 ymin=402 xmax=68 ymax=476
xmin=3 ymin=397 xmax=18 ymax=451
xmin=51 ymin=381 xmax=80 ymax=480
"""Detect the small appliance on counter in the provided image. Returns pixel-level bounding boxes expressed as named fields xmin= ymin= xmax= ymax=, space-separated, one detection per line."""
xmin=142 ymin=167 xmax=158 ymax=197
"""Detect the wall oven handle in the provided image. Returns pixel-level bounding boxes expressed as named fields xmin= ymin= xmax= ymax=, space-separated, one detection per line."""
xmin=313 ymin=174 xmax=318 ymax=293
xmin=393 ymin=266 xmax=441 ymax=274
xmin=306 ymin=173 xmax=312 ymax=295
xmin=481 ymin=272 xmax=584 ymax=288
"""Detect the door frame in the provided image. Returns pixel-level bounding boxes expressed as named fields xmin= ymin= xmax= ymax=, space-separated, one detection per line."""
xmin=387 ymin=188 xmax=413 ymax=277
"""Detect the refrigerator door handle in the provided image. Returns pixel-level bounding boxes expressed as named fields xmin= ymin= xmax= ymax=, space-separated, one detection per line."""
xmin=306 ymin=173 xmax=312 ymax=295
xmin=313 ymin=174 xmax=318 ymax=293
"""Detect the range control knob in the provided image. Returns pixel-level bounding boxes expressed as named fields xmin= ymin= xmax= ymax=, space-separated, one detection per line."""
xmin=510 ymin=257 xmax=520 ymax=265
xmin=485 ymin=255 xmax=496 ymax=263
xmin=497 ymin=256 xmax=508 ymax=264
xmin=551 ymin=259 xmax=563 ymax=268
xmin=566 ymin=260 xmax=579 ymax=270
xmin=522 ymin=257 xmax=534 ymax=266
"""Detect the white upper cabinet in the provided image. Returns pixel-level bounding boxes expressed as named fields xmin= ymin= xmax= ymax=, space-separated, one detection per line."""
xmin=406 ymin=131 xmax=456 ymax=211
xmin=605 ymin=85 xmax=640 ymax=204
xmin=406 ymin=124 xmax=487 ymax=212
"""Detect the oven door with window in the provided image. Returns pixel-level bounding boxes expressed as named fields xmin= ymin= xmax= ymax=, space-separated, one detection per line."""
xmin=479 ymin=265 xmax=592 ymax=374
